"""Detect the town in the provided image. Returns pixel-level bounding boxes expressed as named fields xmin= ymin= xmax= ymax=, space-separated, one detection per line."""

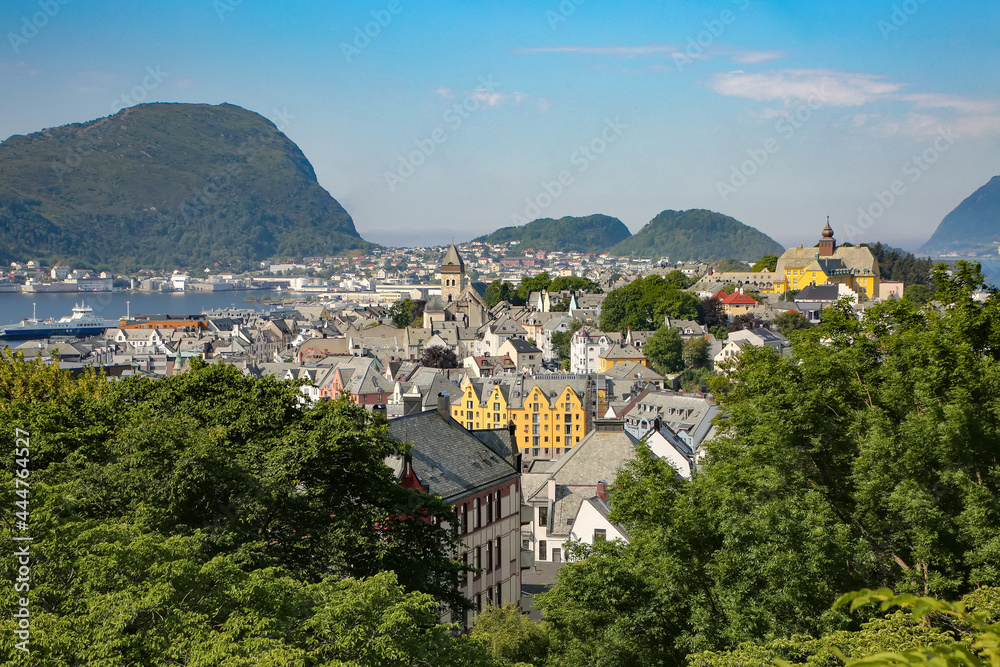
xmin=1 ymin=221 xmax=921 ymax=632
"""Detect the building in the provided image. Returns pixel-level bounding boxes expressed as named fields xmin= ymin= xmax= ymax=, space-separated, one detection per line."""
xmin=440 ymin=244 xmax=465 ymax=304
xmin=771 ymin=220 xmax=880 ymax=300
xmin=522 ymin=420 xmax=641 ymax=566
xmin=598 ymin=341 xmax=648 ymax=373
xmin=497 ymin=337 xmax=543 ymax=374
xmin=386 ymin=396 xmax=526 ymax=630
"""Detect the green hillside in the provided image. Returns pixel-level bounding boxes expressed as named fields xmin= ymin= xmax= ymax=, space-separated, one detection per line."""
xmin=0 ymin=102 xmax=370 ymax=271
xmin=473 ymin=214 xmax=631 ymax=253
xmin=919 ymin=175 xmax=1000 ymax=255
xmin=609 ymin=208 xmax=784 ymax=260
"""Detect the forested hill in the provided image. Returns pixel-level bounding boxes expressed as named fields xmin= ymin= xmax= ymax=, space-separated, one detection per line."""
xmin=473 ymin=214 xmax=632 ymax=253
xmin=609 ymin=208 xmax=784 ymax=260
xmin=0 ymin=102 xmax=370 ymax=271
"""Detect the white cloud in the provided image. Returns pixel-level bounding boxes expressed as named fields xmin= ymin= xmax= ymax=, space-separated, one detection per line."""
xmin=710 ymin=67 xmax=1000 ymax=139
xmin=711 ymin=68 xmax=901 ymax=106
xmin=466 ymin=88 xmax=549 ymax=111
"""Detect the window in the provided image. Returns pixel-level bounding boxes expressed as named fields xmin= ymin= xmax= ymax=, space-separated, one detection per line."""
xmin=522 ymin=538 xmax=530 ymax=549
xmin=496 ymin=537 xmax=502 ymax=565
xmin=539 ymin=540 xmax=547 ymax=561
xmin=494 ymin=412 xmax=500 ymax=422
xmin=474 ymin=498 xmax=481 ymax=529
xmin=532 ymin=448 xmax=539 ymax=456
xmin=532 ymin=425 xmax=539 ymax=435
xmin=467 ymin=401 xmax=473 ymax=409
xmin=532 ymin=413 xmax=539 ymax=423
xmin=486 ymin=587 xmax=493 ymax=607
xmin=461 ymin=504 xmax=468 ymax=534
xmin=476 ymin=594 xmax=482 ymax=612
xmin=532 ymin=436 xmax=539 ymax=447
xmin=538 ymin=507 xmax=548 ymax=527
xmin=486 ymin=541 xmax=493 ymax=570
xmin=467 ymin=422 xmax=472 ymax=429
xmin=493 ymin=402 xmax=500 ymax=410
xmin=594 ymin=528 xmax=607 ymax=541
xmin=475 ymin=546 xmax=482 ymax=572
xmin=496 ymin=490 xmax=502 ymax=517
xmin=462 ymin=552 xmax=469 ymax=585
xmin=496 ymin=585 xmax=502 ymax=607
xmin=485 ymin=495 xmax=492 ymax=524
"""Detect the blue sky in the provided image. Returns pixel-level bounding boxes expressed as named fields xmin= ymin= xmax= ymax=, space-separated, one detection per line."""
xmin=1 ymin=0 xmax=998 ymax=251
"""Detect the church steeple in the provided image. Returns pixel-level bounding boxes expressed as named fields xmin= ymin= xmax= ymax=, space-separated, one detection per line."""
xmin=440 ymin=244 xmax=465 ymax=303
xmin=818 ymin=217 xmax=836 ymax=257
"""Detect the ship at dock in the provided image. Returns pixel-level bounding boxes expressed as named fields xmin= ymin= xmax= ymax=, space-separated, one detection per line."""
xmin=0 ymin=302 xmax=122 ymax=341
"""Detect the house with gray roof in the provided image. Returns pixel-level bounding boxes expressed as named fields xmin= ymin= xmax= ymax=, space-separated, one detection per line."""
xmin=386 ymin=397 xmax=527 ymax=629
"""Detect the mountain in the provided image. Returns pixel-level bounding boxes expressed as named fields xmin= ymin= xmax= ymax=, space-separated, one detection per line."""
xmin=473 ymin=214 xmax=631 ymax=253
xmin=609 ymin=209 xmax=784 ymax=261
xmin=919 ymin=176 xmax=1000 ymax=255
xmin=0 ymin=102 xmax=369 ymax=271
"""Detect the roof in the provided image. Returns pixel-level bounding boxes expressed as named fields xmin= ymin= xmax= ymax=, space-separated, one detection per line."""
xmin=441 ymin=244 xmax=464 ymax=271
xmin=795 ymin=283 xmax=841 ymax=302
xmin=386 ymin=410 xmax=518 ymax=502
xmin=501 ymin=337 xmax=542 ymax=354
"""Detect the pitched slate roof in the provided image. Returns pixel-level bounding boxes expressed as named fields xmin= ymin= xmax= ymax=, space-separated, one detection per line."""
xmin=386 ymin=410 xmax=518 ymax=502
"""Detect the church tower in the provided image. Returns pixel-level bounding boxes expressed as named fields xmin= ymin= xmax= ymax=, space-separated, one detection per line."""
xmin=440 ymin=244 xmax=465 ymax=303
xmin=818 ymin=217 xmax=836 ymax=257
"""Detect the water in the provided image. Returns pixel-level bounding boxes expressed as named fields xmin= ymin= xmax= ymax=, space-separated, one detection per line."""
xmin=0 ymin=291 xmax=280 ymax=326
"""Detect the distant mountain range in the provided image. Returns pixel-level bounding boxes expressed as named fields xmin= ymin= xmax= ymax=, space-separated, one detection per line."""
xmin=919 ymin=176 xmax=1000 ymax=256
xmin=0 ymin=103 xmax=369 ymax=271
xmin=472 ymin=214 xmax=631 ymax=253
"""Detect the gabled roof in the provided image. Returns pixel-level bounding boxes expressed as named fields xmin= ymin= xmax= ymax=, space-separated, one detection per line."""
xmin=441 ymin=244 xmax=464 ymax=270
xmin=386 ymin=411 xmax=518 ymax=502
xmin=795 ymin=283 xmax=841 ymax=302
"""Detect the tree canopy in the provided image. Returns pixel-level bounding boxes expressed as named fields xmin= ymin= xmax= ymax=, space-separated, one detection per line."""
xmin=599 ymin=275 xmax=700 ymax=331
xmin=0 ymin=356 xmax=482 ymax=662
xmin=538 ymin=261 xmax=1000 ymax=665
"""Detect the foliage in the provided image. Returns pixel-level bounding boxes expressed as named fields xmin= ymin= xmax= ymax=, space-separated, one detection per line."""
xmin=535 ymin=538 xmax=684 ymax=666
xmin=609 ymin=209 xmax=784 ymax=261
xmin=389 ymin=298 xmax=425 ymax=328
xmin=698 ymin=297 xmax=727 ymax=330
xmin=518 ymin=272 xmax=552 ymax=302
xmin=540 ymin=261 xmax=1000 ymax=660
xmin=0 ymin=357 xmax=484 ymax=662
xmin=781 ymin=288 xmax=802 ymax=302
xmin=664 ymin=270 xmax=697 ymax=289
xmin=599 ymin=275 xmax=701 ymax=331
xmin=903 ymin=283 xmax=936 ymax=305
xmin=869 ymin=243 xmax=936 ymax=286
xmin=713 ymin=258 xmax=752 ymax=273
xmin=728 ymin=312 xmax=770 ymax=331
xmin=644 ymin=326 xmax=685 ymax=374
xmin=549 ymin=276 xmax=601 ymax=293
xmin=421 ymin=345 xmax=459 ymax=369
xmin=470 ymin=603 xmax=550 ymax=666
xmin=753 ymin=254 xmax=779 ymax=272
xmin=551 ymin=297 xmax=571 ymax=312
xmin=772 ymin=310 xmax=812 ymax=337
xmin=0 ymin=103 xmax=370 ymax=272
xmin=682 ymin=336 xmax=711 ymax=369
xmin=550 ymin=321 xmax=583 ymax=366
xmin=473 ymin=214 xmax=632 ymax=254
xmin=485 ymin=279 xmax=518 ymax=308
xmin=679 ymin=366 xmax=719 ymax=393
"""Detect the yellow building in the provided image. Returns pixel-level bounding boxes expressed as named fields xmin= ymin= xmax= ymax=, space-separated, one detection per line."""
xmin=770 ymin=220 xmax=880 ymax=300
xmin=451 ymin=377 xmax=590 ymax=460
xmin=598 ymin=342 xmax=649 ymax=373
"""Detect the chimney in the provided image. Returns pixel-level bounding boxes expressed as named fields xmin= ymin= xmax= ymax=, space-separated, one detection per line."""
xmin=596 ymin=480 xmax=608 ymax=502
xmin=437 ymin=392 xmax=450 ymax=419
xmin=403 ymin=393 xmax=421 ymax=415
xmin=547 ymin=478 xmax=557 ymax=502
xmin=372 ymin=404 xmax=387 ymax=420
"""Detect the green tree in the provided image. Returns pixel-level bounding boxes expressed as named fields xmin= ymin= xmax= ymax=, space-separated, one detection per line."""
xmin=0 ymin=358 xmax=483 ymax=662
xmin=752 ymin=254 xmax=779 ymax=272
xmin=643 ymin=326 xmax=684 ymax=374
xmin=698 ymin=296 xmax=727 ymax=329
xmin=517 ymin=272 xmax=553 ymax=302
xmin=682 ymin=336 xmax=711 ymax=369
xmin=772 ymin=310 xmax=811 ymax=337
xmin=422 ymin=344 xmax=459 ymax=369
xmin=663 ymin=269 xmax=695 ymax=289
xmin=903 ymin=283 xmax=935 ymax=305
xmin=549 ymin=275 xmax=600 ymax=293
xmin=389 ymin=297 xmax=425 ymax=328
xmin=470 ymin=603 xmax=549 ymax=666
xmin=540 ymin=261 xmax=1000 ymax=658
xmin=485 ymin=279 xmax=517 ymax=308
xmin=599 ymin=275 xmax=700 ymax=331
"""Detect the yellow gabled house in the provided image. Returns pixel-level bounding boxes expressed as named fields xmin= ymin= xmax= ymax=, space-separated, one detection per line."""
xmin=771 ymin=219 xmax=881 ymax=300
xmin=451 ymin=377 xmax=590 ymax=461
xmin=598 ymin=342 xmax=649 ymax=373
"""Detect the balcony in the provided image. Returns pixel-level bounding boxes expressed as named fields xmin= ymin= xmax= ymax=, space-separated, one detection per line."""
xmin=520 ymin=504 xmax=533 ymax=526
xmin=520 ymin=548 xmax=535 ymax=570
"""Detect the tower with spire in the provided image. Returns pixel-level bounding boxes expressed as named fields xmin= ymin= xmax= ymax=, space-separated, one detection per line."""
xmin=818 ymin=216 xmax=836 ymax=257
xmin=440 ymin=244 xmax=466 ymax=303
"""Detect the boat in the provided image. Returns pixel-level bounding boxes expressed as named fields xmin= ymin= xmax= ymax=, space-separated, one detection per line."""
xmin=0 ymin=302 xmax=121 ymax=341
